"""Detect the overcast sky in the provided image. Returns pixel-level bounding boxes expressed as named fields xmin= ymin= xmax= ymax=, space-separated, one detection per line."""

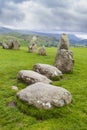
xmin=0 ymin=0 xmax=87 ymax=38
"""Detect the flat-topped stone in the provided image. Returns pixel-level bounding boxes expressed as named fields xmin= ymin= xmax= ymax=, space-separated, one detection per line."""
xmin=17 ymin=82 xmax=72 ymax=109
xmin=33 ymin=63 xmax=63 ymax=79
xmin=17 ymin=70 xmax=52 ymax=85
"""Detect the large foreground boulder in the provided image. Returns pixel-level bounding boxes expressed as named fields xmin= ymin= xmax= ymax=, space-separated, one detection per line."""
xmin=33 ymin=63 xmax=62 ymax=79
xmin=17 ymin=82 xmax=72 ymax=109
xmin=17 ymin=70 xmax=52 ymax=85
xmin=55 ymin=49 xmax=74 ymax=73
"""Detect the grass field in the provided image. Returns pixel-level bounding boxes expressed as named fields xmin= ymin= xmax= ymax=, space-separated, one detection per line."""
xmin=0 ymin=47 xmax=87 ymax=130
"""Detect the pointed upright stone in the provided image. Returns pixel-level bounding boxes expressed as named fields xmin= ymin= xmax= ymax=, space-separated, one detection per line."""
xmin=28 ymin=36 xmax=38 ymax=53
xmin=54 ymin=34 xmax=74 ymax=73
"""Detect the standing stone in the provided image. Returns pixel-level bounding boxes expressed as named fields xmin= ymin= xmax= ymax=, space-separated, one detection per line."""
xmin=28 ymin=36 xmax=38 ymax=53
xmin=58 ymin=33 xmax=69 ymax=50
xmin=9 ymin=39 xmax=20 ymax=50
xmin=38 ymin=46 xmax=47 ymax=56
xmin=17 ymin=82 xmax=72 ymax=109
xmin=55 ymin=49 xmax=74 ymax=73
xmin=54 ymin=34 xmax=74 ymax=73
xmin=2 ymin=39 xmax=20 ymax=50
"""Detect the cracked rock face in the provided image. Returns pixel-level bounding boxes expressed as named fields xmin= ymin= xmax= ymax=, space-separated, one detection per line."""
xmin=2 ymin=43 xmax=9 ymax=49
xmin=28 ymin=36 xmax=38 ymax=53
xmin=33 ymin=63 xmax=63 ymax=79
xmin=2 ymin=39 xmax=20 ymax=50
xmin=17 ymin=70 xmax=52 ymax=85
xmin=9 ymin=39 xmax=20 ymax=50
xmin=55 ymin=49 xmax=74 ymax=73
xmin=38 ymin=46 xmax=47 ymax=56
xmin=54 ymin=34 xmax=74 ymax=73
xmin=17 ymin=82 xmax=72 ymax=109
xmin=58 ymin=33 xmax=69 ymax=50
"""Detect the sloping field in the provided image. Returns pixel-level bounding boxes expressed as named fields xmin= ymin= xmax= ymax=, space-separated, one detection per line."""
xmin=0 ymin=47 xmax=87 ymax=130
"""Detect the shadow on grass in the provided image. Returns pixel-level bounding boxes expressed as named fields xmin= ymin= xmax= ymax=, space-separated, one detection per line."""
xmin=16 ymin=97 xmax=72 ymax=121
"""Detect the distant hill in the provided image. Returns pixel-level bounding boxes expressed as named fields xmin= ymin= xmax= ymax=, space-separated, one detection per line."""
xmin=79 ymin=39 xmax=87 ymax=45
xmin=0 ymin=26 xmax=87 ymax=46
xmin=0 ymin=26 xmax=14 ymax=34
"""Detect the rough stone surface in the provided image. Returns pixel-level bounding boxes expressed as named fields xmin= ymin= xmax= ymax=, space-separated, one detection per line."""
xmin=11 ymin=86 xmax=18 ymax=91
xmin=17 ymin=82 xmax=72 ymax=109
xmin=9 ymin=39 xmax=20 ymax=50
xmin=33 ymin=63 xmax=62 ymax=79
xmin=2 ymin=42 xmax=9 ymax=49
xmin=54 ymin=49 xmax=74 ymax=73
xmin=17 ymin=70 xmax=52 ymax=85
xmin=28 ymin=36 xmax=38 ymax=53
xmin=54 ymin=33 xmax=74 ymax=73
xmin=29 ymin=44 xmax=37 ymax=53
xmin=38 ymin=46 xmax=47 ymax=56
xmin=2 ymin=39 xmax=20 ymax=50
xmin=58 ymin=33 xmax=69 ymax=50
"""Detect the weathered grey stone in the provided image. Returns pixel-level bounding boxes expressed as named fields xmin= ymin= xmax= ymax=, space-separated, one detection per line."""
xmin=33 ymin=63 xmax=62 ymax=79
xmin=54 ymin=33 xmax=74 ymax=73
xmin=54 ymin=49 xmax=74 ymax=73
xmin=9 ymin=39 xmax=20 ymax=50
xmin=17 ymin=70 xmax=52 ymax=85
xmin=17 ymin=82 xmax=72 ymax=109
xmin=2 ymin=42 xmax=9 ymax=49
xmin=58 ymin=33 xmax=69 ymax=50
xmin=2 ymin=39 xmax=20 ymax=50
xmin=8 ymin=40 xmax=13 ymax=49
xmin=11 ymin=86 xmax=18 ymax=91
xmin=38 ymin=46 xmax=47 ymax=56
xmin=28 ymin=44 xmax=37 ymax=53
xmin=28 ymin=36 xmax=38 ymax=53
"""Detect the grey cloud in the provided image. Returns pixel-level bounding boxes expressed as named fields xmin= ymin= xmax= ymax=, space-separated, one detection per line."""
xmin=0 ymin=0 xmax=25 ymax=25
xmin=12 ymin=0 xmax=28 ymax=3
xmin=0 ymin=0 xmax=87 ymax=33
xmin=32 ymin=0 xmax=87 ymax=32
xmin=35 ymin=0 xmax=73 ymax=8
xmin=0 ymin=0 xmax=28 ymax=4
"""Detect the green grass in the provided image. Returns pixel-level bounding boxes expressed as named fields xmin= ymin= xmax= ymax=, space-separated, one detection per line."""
xmin=0 ymin=46 xmax=87 ymax=130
